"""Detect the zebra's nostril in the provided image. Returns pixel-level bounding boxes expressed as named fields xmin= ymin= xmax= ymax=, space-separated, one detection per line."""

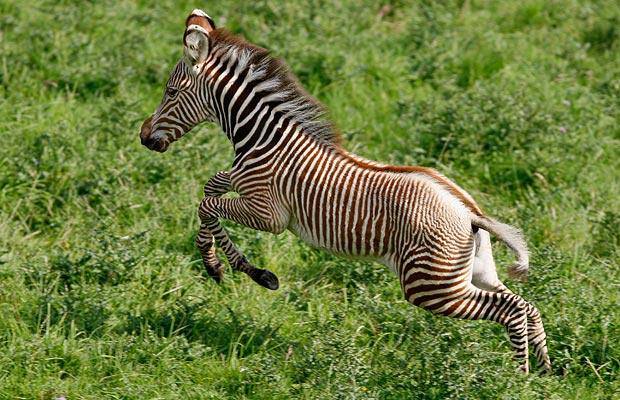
xmin=141 ymin=136 xmax=155 ymax=148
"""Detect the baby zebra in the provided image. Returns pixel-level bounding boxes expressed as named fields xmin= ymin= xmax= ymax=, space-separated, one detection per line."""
xmin=139 ymin=9 xmax=551 ymax=373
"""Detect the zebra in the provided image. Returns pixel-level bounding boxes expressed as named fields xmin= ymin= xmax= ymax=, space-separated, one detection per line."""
xmin=139 ymin=9 xmax=551 ymax=373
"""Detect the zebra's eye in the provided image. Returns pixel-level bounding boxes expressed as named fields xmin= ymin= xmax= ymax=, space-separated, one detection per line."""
xmin=166 ymin=87 xmax=179 ymax=98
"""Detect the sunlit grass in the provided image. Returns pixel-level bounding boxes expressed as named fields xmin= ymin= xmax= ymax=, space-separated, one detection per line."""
xmin=0 ymin=0 xmax=618 ymax=398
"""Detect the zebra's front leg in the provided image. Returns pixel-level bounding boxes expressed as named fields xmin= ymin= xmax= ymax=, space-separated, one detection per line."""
xmin=196 ymin=171 xmax=231 ymax=283
xmin=198 ymin=195 xmax=282 ymax=290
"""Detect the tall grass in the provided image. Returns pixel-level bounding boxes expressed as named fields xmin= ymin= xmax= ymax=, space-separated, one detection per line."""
xmin=0 ymin=0 xmax=618 ymax=398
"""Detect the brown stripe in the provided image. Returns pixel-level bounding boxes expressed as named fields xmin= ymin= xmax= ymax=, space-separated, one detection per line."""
xmin=185 ymin=14 xmax=215 ymax=32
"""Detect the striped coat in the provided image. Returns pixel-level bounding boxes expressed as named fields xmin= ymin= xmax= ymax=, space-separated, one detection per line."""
xmin=139 ymin=9 xmax=551 ymax=373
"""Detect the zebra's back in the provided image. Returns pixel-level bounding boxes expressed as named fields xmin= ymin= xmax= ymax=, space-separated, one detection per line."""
xmin=275 ymin=146 xmax=473 ymax=263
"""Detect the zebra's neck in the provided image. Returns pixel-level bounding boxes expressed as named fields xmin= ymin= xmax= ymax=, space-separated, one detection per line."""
xmin=202 ymin=37 xmax=337 ymax=166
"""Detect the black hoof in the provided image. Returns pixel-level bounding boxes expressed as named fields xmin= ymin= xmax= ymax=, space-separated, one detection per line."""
xmin=205 ymin=265 xmax=224 ymax=284
xmin=251 ymin=269 xmax=280 ymax=290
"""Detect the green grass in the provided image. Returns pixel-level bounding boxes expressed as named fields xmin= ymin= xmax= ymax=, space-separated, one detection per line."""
xmin=0 ymin=0 xmax=618 ymax=398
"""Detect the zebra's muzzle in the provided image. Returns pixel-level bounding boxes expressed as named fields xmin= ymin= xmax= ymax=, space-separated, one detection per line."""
xmin=141 ymin=136 xmax=168 ymax=152
xmin=140 ymin=115 xmax=169 ymax=152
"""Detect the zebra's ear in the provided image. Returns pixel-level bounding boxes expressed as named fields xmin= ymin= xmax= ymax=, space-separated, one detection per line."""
xmin=183 ymin=10 xmax=215 ymax=68
xmin=185 ymin=9 xmax=216 ymax=32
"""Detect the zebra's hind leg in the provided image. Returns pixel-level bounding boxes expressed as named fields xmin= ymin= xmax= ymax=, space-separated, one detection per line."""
xmin=407 ymin=281 xmax=530 ymax=373
xmin=471 ymin=230 xmax=552 ymax=373
xmin=472 ymin=280 xmax=551 ymax=373
xmin=524 ymin=302 xmax=552 ymax=373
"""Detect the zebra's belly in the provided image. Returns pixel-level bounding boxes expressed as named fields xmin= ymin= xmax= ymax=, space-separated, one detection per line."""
xmin=286 ymin=212 xmax=390 ymax=259
xmin=287 ymin=220 xmax=344 ymax=254
xmin=280 ymin=164 xmax=407 ymax=259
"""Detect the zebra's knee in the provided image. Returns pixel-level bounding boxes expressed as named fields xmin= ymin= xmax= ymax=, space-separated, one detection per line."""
xmin=508 ymin=294 xmax=528 ymax=314
xmin=203 ymin=182 xmax=212 ymax=197
xmin=487 ymin=292 xmax=526 ymax=324
xmin=197 ymin=198 xmax=217 ymax=221
xmin=203 ymin=182 xmax=223 ymax=197
xmin=524 ymin=302 xmax=547 ymax=339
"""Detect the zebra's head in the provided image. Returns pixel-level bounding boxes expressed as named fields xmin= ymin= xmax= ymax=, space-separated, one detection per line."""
xmin=140 ymin=9 xmax=217 ymax=153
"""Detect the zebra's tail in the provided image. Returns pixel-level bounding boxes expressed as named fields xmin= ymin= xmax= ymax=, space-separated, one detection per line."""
xmin=471 ymin=215 xmax=529 ymax=281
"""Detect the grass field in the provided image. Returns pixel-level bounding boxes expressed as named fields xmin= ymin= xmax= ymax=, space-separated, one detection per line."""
xmin=1 ymin=0 xmax=619 ymax=398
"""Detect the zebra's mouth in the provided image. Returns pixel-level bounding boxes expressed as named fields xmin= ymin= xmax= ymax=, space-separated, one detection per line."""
xmin=142 ymin=129 xmax=172 ymax=152
xmin=141 ymin=136 xmax=169 ymax=153
xmin=150 ymin=140 xmax=169 ymax=153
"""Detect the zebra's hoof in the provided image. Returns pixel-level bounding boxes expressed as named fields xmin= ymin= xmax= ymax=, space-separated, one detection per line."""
xmin=205 ymin=265 xmax=225 ymax=284
xmin=252 ymin=269 xmax=280 ymax=290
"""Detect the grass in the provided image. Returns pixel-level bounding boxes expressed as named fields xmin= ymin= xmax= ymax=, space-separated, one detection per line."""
xmin=0 ymin=0 xmax=618 ymax=398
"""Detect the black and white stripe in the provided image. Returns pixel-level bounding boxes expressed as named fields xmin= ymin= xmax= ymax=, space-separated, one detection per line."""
xmin=139 ymin=9 xmax=551 ymax=374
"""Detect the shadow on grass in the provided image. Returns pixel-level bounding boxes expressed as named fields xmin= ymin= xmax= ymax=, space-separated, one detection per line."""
xmin=116 ymin=297 xmax=285 ymax=358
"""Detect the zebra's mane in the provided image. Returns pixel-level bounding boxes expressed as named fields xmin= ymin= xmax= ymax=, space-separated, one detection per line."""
xmin=209 ymin=29 xmax=341 ymax=146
